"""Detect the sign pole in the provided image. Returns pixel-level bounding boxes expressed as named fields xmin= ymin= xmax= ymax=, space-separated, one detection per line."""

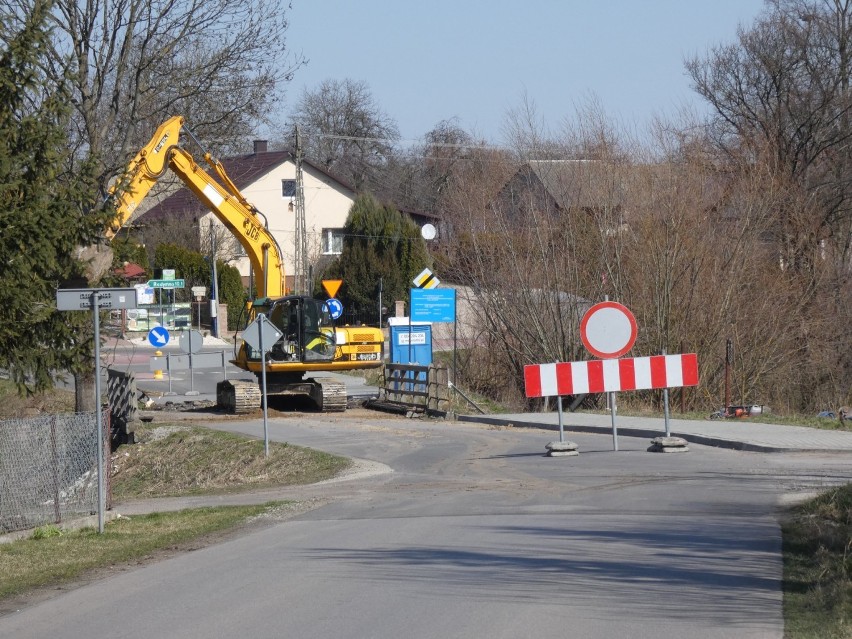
xmin=55 ymin=286 xmax=139 ymax=534
xmin=662 ymin=348 xmax=671 ymax=437
xmin=557 ymin=395 xmax=565 ymax=443
xmin=91 ymin=293 xmax=105 ymax=534
xmin=453 ymin=290 xmax=458 ymax=403
xmin=609 ymin=392 xmax=619 ymax=452
xmin=408 ymin=288 xmax=412 ymax=364
xmin=258 ymin=314 xmax=270 ymax=457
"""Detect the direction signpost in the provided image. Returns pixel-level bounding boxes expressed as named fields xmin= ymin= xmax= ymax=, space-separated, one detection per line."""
xmin=55 ymin=287 xmax=137 ymax=311
xmin=147 ymin=278 xmax=185 ymax=289
xmin=55 ymin=288 xmax=139 ymax=534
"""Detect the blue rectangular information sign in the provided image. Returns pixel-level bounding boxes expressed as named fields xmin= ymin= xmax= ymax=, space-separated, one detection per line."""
xmin=411 ymin=287 xmax=456 ymax=322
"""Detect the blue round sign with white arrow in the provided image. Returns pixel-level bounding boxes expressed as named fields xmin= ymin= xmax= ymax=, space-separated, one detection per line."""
xmin=326 ymin=298 xmax=343 ymax=320
xmin=148 ymin=326 xmax=170 ymax=347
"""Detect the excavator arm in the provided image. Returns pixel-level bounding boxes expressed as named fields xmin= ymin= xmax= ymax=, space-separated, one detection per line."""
xmin=107 ymin=116 xmax=285 ymax=298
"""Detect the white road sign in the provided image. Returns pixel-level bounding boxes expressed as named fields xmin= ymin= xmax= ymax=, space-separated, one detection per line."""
xmin=242 ymin=314 xmax=283 ymax=354
xmin=179 ymin=330 xmax=204 ymax=354
xmin=580 ymin=301 xmax=638 ymax=359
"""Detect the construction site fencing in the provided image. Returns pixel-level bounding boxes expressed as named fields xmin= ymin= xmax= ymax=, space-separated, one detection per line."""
xmin=380 ymin=363 xmax=451 ymax=414
xmin=0 ymin=410 xmax=111 ymax=534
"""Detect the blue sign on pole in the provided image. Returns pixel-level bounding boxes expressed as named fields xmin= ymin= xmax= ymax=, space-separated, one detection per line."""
xmin=411 ymin=288 xmax=456 ymax=323
xmin=326 ymin=298 xmax=343 ymax=320
xmin=148 ymin=326 xmax=170 ymax=347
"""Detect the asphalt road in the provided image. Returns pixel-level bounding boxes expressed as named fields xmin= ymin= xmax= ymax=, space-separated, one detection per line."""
xmin=3 ymin=412 xmax=851 ymax=638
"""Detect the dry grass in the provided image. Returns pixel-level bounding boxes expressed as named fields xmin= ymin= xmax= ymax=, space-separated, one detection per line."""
xmin=110 ymin=422 xmax=351 ymax=500
xmin=0 ymin=379 xmax=75 ymax=418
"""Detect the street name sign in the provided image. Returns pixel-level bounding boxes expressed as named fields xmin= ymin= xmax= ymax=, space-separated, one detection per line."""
xmin=147 ymin=279 xmax=185 ymax=289
xmin=56 ymin=288 xmax=138 ymax=311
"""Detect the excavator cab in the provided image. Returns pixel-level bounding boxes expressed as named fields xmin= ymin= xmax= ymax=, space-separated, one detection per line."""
xmin=259 ymin=296 xmax=337 ymax=365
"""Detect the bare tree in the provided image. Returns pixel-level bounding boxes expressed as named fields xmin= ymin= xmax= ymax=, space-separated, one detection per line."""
xmin=288 ymin=78 xmax=399 ymax=190
xmin=0 ymin=0 xmax=304 ymax=181
xmin=686 ymin=0 xmax=852 ymax=273
xmin=684 ymin=0 xmax=851 ymax=412
xmin=441 ymin=94 xmax=849 ymax=414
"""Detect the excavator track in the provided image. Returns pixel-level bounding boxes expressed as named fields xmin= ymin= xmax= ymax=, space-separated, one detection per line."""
xmin=309 ymin=378 xmax=347 ymax=412
xmin=216 ymin=380 xmax=262 ymax=414
xmin=217 ymin=378 xmax=347 ymax=413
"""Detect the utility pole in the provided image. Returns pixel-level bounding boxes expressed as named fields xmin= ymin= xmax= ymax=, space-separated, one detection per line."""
xmin=293 ymin=125 xmax=308 ymax=295
xmin=210 ymin=219 xmax=219 ymax=337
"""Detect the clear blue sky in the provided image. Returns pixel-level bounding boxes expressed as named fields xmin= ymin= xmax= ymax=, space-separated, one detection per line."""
xmin=284 ymin=0 xmax=767 ymax=143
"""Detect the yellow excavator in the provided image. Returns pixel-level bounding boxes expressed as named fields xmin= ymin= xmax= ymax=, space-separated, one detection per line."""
xmin=108 ymin=116 xmax=385 ymax=413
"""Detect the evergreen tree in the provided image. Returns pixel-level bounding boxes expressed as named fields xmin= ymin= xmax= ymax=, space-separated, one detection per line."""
xmin=153 ymin=243 xmax=248 ymax=331
xmin=154 ymin=244 xmax=210 ymax=300
xmin=218 ymin=262 xmax=248 ymax=331
xmin=0 ymin=1 xmax=106 ymax=394
xmin=323 ymin=194 xmax=430 ymax=321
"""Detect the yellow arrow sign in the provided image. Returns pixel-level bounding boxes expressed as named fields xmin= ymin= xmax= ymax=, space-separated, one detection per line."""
xmin=322 ymin=279 xmax=343 ymax=298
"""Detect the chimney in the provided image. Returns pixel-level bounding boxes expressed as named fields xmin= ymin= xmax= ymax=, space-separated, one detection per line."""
xmin=253 ymin=140 xmax=268 ymax=154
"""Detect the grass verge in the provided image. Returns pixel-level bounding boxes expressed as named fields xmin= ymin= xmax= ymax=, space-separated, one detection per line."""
xmin=783 ymin=484 xmax=852 ymax=638
xmin=1 ymin=412 xmax=351 ymax=605
xmin=111 ymin=422 xmax=351 ymax=500
xmin=0 ymin=503 xmax=284 ymax=600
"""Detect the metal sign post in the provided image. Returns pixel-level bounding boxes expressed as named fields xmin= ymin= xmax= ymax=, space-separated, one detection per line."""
xmin=179 ymin=330 xmax=204 ymax=396
xmin=241 ymin=314 xmax=282 ymax=457
xmin=579 ymin=301 xmax=637 ymax=451
xmin=409 ymin=268 xmax=440 ymax=364
xmin=92 ymin=294 xmax=104 ymax=534
xmin=56 ymin=287 xmax=138 ymax=534
xmin=258 ymin=315 xmax=270 ymax=456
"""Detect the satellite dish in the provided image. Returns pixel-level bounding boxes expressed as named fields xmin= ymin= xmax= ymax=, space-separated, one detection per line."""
xmin=421 ymin=223 xmax=437 ymax=241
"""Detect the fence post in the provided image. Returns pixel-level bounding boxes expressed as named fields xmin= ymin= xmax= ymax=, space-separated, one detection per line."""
xmin=51 ymin=416 xmax=60 ymax=524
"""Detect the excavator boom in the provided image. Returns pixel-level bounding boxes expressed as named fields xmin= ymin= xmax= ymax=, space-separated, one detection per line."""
xmin=108 ymin=116 xmax=285 ymax=298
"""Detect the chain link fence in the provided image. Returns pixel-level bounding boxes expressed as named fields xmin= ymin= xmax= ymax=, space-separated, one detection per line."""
xmin=0 ymin=410 xmax=111 ymax=534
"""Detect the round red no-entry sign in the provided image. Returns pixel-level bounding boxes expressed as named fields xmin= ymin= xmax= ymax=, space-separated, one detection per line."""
xmin=580 ymin=301 xmax=637 ymax=359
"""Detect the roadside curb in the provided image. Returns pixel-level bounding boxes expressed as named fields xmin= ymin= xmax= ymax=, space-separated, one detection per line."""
xmin=456 ymin=414 xmax=852 ymax=454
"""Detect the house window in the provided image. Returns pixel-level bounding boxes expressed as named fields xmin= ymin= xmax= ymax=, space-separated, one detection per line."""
xmin=322 ymin=228 xmax=345 ymax=255
xmin=282 ymin=179 xmax=296 ymax=198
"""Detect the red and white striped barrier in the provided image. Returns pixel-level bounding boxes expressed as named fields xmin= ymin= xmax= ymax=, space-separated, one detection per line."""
xmin=524 ymin=353 xmax=699 ymax=398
